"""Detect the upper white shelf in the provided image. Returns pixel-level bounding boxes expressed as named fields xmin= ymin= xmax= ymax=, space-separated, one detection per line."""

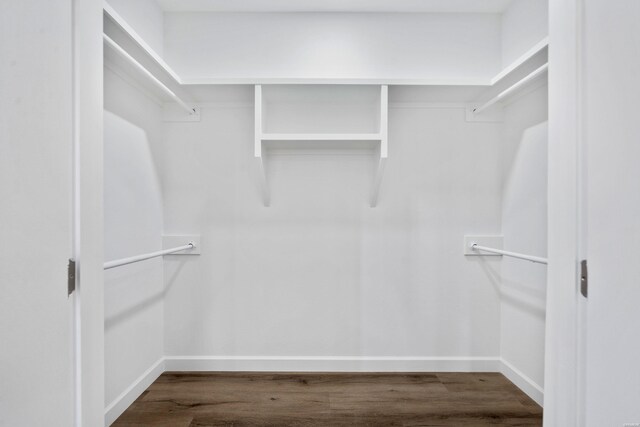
xmin=103 ymin=6 xmax=547 ymax=89
xmin=491 ymin=37 xmax=549 ymax=85
xmin=473 ymin=63 xmax=548 ymax=115
xmin=103 ymin=2 xmax=182 ymax=84
xmin=180 ymin=77 xmax=493 ymax=86
xmin=470 ymin=37 xmax=548 ymax=117
xmin=180 ymin=41 xmax=548 ymax=86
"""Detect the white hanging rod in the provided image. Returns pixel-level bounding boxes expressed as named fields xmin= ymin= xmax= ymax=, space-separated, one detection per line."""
xmin=103 ymin=34 xmax=195 ymax=115
xmin=470 ymin=243 xmax=548 ymax=265
xmin=473 ymin=63 xmax=549 ymax=114
xmin=104 ymin=243 xmax=195 ymax=270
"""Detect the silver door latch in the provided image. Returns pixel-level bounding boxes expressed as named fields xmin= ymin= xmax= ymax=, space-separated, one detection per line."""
xmin=68 ymin=259 xmax=76 ymax=296
xmin=580 ymin=259 xmax=588 ymax=298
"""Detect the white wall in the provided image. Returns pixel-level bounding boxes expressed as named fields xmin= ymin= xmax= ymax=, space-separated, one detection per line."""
xmin=163 ymin=13 xmax=502 ymax=82
xmin=158 ymin=91 xmax=504 ymax=368
xmin=501 ymin=0 xmax=548 ymax=67
xmin=107 ymin=0 xmax=165 ymax=56
xmin=103 ymin=67 xmax=164 ymax=421
xmin=500 ymin=84 xmax=548 ymax=403
xmin=583 ymin=1 xmax=640 ymax=425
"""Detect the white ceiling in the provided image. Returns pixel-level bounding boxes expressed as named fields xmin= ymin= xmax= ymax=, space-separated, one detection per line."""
xmin=156 ymin=0 xmax=513 ymax=13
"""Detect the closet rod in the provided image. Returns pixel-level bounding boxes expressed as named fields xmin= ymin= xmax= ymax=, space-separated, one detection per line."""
xmin=104 ymin=243 xmax=195 ymax=270
xmin=473 ymin=63 xmax=549 ymax=114
xmin=103 ymin=34 xmax=195 ymax=115
xmin=469 ymin=243 xmax=548 ymax=265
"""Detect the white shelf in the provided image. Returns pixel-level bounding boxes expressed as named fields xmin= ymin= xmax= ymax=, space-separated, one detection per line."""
xmin=103 ymin=2 xmax=198 ymax=120
xmin=103 ymin=2 xmax=182 ymax=83
xmin=254 ymin=85 xmax=388 ymax=207
xmin=470 ymin=38 xmax=549 ymax=119
xmin=473 ymin=63 xmax=548 ymax=115
xmin=103 ymin=4 xmax=547 ymax=94
xmin=490 ymin=37 xmax=549 ymax=85
xmin=181 ymin=77 xmax=493 ymax=86
xmin=261 ymin=133 xmax=382 ymax=141
xmin=104 ymin=2 xmax=494 ymax=89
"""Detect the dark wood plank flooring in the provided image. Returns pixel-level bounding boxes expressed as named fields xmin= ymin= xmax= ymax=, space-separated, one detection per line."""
xmin=113 ymin=372 xmax=542 ymax=426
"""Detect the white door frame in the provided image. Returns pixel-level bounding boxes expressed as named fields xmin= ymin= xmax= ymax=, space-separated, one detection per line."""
xmin=72 ymin=0 xmax=105 ymax=425
xmin=71 ymin=1 xmax=598 ymax=425
xmin=545 ymin=0 xmax=587 ymax=425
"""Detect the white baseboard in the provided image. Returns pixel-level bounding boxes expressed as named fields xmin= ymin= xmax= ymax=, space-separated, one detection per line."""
xmin=104 ymin=357 xmax=165 ymax=426
xmin=163 ymin=355 xmax=501 ymax=372
xmin=500 ymin=358 xmax=544 ymax=406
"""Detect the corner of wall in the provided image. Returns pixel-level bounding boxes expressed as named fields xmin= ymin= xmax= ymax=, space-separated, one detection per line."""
xmin=104 ymin=358 xmax=165 ymax=426
xmin=501 ymin=358 xmax=544 ymax=406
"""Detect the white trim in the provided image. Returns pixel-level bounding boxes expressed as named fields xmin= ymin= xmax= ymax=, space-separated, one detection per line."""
xmin=163 ymin=356 xmax=501 ymax=372
xmin=75 ymin=0 xmax=105 ymax=425
xmin=104 ymin=358 xmax=165 ymax=426
xmin=500 ymin=358 xmax=544 ymax=406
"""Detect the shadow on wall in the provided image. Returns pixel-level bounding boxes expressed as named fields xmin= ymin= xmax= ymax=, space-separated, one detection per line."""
xmin=501 ymin=121 xmax=548 ymax=315
xmin=104 ymin=261 xmax=188 ymax=330
xmin=103 ymin=111 xmax=165 ymax=329
xmin=467 ymin=122 xmax=548 ymax=318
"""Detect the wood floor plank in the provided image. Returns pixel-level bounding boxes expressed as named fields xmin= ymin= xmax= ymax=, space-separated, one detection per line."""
xmin=112 ymin=372 xmax=542 ymax=426
xmin=133 ymin=391 xmax=331 ymax=418
xmin=113 ymin=412 xmax=193 ymax=427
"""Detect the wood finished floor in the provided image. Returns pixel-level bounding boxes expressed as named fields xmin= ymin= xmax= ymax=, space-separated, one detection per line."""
xmin=113 ymin=372 xmax=542 ymax=426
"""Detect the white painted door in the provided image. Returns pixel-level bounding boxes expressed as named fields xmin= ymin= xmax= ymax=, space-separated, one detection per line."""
xmin=547 ymin=1 xmax=640 ymax=425
xmin=582 ymin=1 xmax=640 ymax=425
xmin=0 ymin=2 xmax=76 ymax=426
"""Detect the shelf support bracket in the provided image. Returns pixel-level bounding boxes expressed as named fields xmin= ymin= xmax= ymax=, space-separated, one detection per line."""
xmin=370 ymin=85 xmax=388 ymax=207
xmin=255 ymin=85 xmax=270 ymax=206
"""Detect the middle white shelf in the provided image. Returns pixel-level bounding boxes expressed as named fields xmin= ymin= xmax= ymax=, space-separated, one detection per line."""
xmin=254 ymin=84 xmax=388 ymax=208
xmin=260 ymin=133 xmax=383 ymax=141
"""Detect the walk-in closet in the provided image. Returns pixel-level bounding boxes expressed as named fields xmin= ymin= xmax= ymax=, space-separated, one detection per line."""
xmin=102 ymin=1 xmax=548 ymax=424
xmin=4 ymin=1 xmax=640 ymax=426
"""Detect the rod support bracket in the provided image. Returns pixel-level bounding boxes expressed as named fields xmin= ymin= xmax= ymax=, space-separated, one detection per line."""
xmin=464 ymin=235 xmax=504 ymax=256
xmin=164 ymin=235 xmax=201 ymax=255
